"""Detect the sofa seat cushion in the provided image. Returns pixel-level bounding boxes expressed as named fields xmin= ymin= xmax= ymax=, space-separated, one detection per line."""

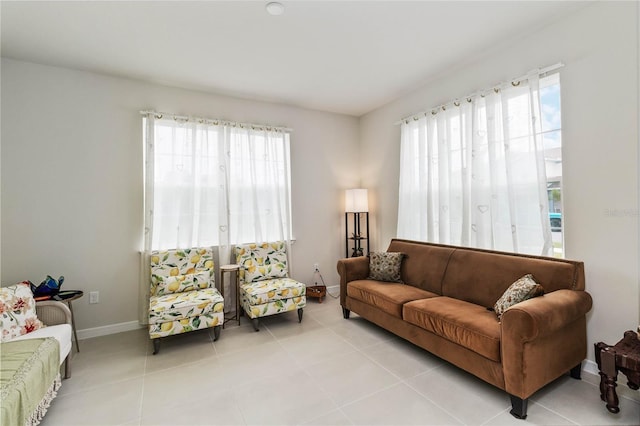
xmin=149 ymin=288 xmax=224 ymax=324
xmin=241 ymin=296 xmax=306 ymax=319
xmin=347 ymin=280 xmax=439 ymax=318
xmin=240 ymin=278 xmax=306 ymax=305
xmin=403 ymin=297 xmax=501 ymax=362
xmin=148 ymin=313 xmax=223 ymax=339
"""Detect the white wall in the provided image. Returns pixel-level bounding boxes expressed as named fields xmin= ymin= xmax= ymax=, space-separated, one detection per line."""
xmin=360 ymin=1 xmax=639 ymax=361
xmin=1 ymin=59 xmax=359 ymax=331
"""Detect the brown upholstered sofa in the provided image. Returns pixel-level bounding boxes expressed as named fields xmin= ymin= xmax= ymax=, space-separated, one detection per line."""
xmin=337 ymin=239 xmax=592 ymax=419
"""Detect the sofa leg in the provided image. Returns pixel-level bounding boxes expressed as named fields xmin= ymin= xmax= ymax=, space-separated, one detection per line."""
xmin=342 ymin=307 xmax=350 ymax=319
xmin=509 ymin=395 xmax=528 ymax=419
xmin=64 ymin=355 xmax=71 ymax=379
xmin=252 ymin=318 xmax=260 ymax=332
xmin=570 ymin=362 xmax=582 ymax=380
xmin=297 ymin=308 xmax=304 ymax=323
xmin=212 ymin=325 xmax=221 ymax=341
xmin=152 ymin=338 xmax=160 ymax=355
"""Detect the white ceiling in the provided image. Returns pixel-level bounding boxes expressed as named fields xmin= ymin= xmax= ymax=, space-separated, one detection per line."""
xmin=1 ymin=1 xmax=589 ymax=117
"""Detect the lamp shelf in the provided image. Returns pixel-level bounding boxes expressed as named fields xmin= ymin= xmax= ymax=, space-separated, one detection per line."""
xmin=344 ymin=188 xmax=370 ymax=258
xmin=345 ymin=212 xmax=369 ymax=258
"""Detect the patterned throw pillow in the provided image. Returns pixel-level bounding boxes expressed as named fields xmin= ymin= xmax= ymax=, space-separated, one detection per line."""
xmin=0 ymin=282 xmax=44 ymax=342
xmin=493 ymin=274 xmax=545 ymax=318
xmin=368 ymin=252 xmax=404 ymax=283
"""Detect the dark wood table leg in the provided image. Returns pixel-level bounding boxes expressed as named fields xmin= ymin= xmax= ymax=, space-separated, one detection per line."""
xmin=601 ymin=347 xmax=620 ymax=413
xmin=625 ymin=373 xmax=640 ymax=391
xmin=595 ymin=342 xmax=609 ymax=402
xmin=598 ymin=371 xmax=608 ymax=402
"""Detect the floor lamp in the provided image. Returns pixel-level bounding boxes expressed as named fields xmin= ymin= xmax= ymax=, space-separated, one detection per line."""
xmin=345 ymin=189 xmax=370 ymax=257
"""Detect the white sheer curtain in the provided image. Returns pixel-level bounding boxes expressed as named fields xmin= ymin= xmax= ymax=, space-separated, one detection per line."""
xmin=226 ymin=127 xmax=293 ymax=246
xmin=145 ymin=117 xmax=228 ymax=252
xmin=140 ymin=114 xmax=292 ymax=322
xmin=398 ymin=73 xmax=552 ymax=256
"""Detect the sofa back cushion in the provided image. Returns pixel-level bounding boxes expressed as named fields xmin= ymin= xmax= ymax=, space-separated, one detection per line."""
xmin=386 ymin=239 xmax=455 ymax=295
xmin=150 ymin=248 xmax=215 ymax=296
xmin=235 ymin=241 xmax=289 ymax=283
xmin=442 ymin=248 xmax=585 ymax=308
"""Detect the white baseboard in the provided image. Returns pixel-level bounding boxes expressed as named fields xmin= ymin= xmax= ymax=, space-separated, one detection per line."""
xmin=583 ymin=359 xmax=599 ymax=376
xmin=325 ymin=285 xmax=340 ymax=297
xmin=77 ymin=320 xmax=144 ymax=340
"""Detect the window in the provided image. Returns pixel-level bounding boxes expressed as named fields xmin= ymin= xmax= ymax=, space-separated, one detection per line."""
xmin=398 ymin=72 xmax=561 ymax=256
xmin=539 ymin=74 xmax=563 ymax=257
xmin=143 ymin=115 xmax=293 ymax=252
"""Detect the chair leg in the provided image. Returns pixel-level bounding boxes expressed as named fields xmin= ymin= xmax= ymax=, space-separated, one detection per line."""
xmin=297 ymin=308 xmax=304 ymax=323
xmin=152 ymin=338 xmax=160 ymax=355
xmin=212 ymin=325 xmax=221 ymax=341
xmin=252 ymin=318 xmax=260 ymax=332
xmin=64 ymin=355 xmax=71 ymax=379
xmin=342 ymin=307 xmax=350 ymax=319
xmin=509 ymin=395 xmax=528 ymax=419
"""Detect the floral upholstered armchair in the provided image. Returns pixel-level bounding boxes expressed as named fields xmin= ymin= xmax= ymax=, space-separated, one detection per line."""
xmin=148 ymin=247 xmax=224 ymax=354
xmin=235 ymin=241 xmax=306 ymax=331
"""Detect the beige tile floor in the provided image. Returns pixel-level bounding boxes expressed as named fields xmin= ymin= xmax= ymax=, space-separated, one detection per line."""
xmin=41 ymin=295 xmax=640 ymax=426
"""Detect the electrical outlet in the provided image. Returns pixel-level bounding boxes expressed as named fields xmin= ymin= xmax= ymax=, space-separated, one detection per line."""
xmin=89 ymin=291 xmax=99 ymax=304
xmin=313 ymin=263 xmax=319 ymax=272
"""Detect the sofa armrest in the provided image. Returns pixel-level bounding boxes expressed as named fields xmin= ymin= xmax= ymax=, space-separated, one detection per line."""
xmin=501 ymin=289 xmax=592 ymax=342
xmin=501 ymin=289 xmax=592 ymax=399
xmin=36 ymin=301 xmax=72 ymax=327
xmin=336 ymin=256 xmax=370 ymax=305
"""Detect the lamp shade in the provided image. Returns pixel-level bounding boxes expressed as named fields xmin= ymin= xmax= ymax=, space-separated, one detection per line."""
xmin=345 ymin=189 xmax=369 ymax=213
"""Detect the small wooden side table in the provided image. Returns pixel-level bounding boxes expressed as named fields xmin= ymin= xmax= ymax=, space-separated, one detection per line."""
xmin=220 ymin=264 xmax=240 ymax=328
xmin=594 ymin=330 xmax=640 ymax=413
